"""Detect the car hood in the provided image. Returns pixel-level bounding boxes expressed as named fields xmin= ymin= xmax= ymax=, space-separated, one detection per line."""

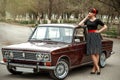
xmin=3 ymin=42 xmax=69 ymax=52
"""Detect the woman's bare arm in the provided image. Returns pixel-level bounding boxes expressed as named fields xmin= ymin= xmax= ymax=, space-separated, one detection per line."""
xmin=78 ymin=15 xmax=89 ymax=26
xmin=96 ymin=25 xmax=107 ymax=33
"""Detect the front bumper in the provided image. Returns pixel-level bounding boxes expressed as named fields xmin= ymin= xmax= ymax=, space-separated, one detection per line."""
xmin=0 ymin=61 xmax=55 ymax=70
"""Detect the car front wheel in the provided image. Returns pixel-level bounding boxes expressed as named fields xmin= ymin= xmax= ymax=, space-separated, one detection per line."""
xmin=49 ymin=59 xmax=69 ymax=80
xmin=99 ymin=52 xmax=106 ymax=68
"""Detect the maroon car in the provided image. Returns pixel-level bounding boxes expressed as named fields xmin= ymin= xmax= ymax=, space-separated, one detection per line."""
xmin=0 ymin=24 xmax=114 ymax=80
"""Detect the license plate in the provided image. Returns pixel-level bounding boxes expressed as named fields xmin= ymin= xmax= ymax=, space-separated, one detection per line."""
xmin=16 ymin=67 xmax=33 ymax=73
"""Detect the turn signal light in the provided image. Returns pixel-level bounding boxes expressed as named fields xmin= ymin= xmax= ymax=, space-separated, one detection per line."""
xmin=3 ymin=58 xmax=7 ymax=62
xmin=44 ymin=62 xmax=51 ymax=66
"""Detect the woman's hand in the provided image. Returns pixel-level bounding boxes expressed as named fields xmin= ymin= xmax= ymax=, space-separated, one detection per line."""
xmin=95 ymin=30 xmax=100 ymax=33
xmin=85 ymin=14 xmax=90 ymax=19
xmin=76 ymin=25 xmax=81 ymax=27
xmin=78 ymin=14 xmax=89 ymax=26
xmin=96 ymin=25 xmax=107 ymax=33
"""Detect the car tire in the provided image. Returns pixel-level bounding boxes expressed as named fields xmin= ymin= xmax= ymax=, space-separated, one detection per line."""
xmin=49 ymin=59 xmax=69 ymax=80
xmin=7 ymin=65 xmax=23 ymax=75
xmin=99 ymin=52 xmax=106 ymax=68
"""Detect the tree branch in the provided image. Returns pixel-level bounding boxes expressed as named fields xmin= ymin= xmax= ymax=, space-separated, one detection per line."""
xmin=98 ymin=0 xmax=120 ymax=14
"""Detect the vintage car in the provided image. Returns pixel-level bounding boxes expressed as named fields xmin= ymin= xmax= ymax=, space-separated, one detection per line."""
xmin=0 ymin=24 xmax=114 ymax=80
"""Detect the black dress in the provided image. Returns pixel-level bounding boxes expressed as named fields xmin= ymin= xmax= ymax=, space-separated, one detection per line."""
xmin=84 ymin=19 xmax=104 ymax=55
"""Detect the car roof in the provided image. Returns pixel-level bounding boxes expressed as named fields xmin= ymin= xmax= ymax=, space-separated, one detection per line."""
xmin=38 ymin=24 xmax=77 ymax=28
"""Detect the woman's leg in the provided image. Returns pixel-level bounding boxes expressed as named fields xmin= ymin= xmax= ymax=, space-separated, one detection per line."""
xmin=95 ymin=54 xmax=100 ymax=65
xmin=91 ymin=54 xmax=100 ymax=72
xmin=95 ymin=54 xmax=100 ymax=72
xmin=91 ymin=65 xmax=96 ymax=72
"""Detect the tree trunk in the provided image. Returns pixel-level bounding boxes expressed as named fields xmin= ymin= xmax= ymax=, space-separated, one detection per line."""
xmin=1 ymin=0 xmax=7 ymax=20
xmin=118 ymin=16 xmax=120 ymax=36
xmin=107 ymin=15 xmax=111 ymax=30
xmin=48 ymin=0 xmax=52 ymax=20
xmin=118 ymin=24 xmax=120 ymax=36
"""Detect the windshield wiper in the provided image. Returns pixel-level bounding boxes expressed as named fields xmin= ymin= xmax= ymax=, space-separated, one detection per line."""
xmin=43 ymin=38 xmax=58 ymax=43
xmin=43 ymin=38 xmax=52 ymax=41
xmin=29 ymin=38 xmax=52 ymax=42
xmin=29 ymin=38 xmax=43 ymax=42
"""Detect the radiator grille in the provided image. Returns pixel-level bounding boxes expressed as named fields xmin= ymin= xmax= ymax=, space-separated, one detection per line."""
xmin=12 ymin=51 xmax=37 ymax=61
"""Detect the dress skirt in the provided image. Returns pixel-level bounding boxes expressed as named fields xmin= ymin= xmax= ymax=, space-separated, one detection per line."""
xmin=86 ymin=32 xmax=102 ymax=55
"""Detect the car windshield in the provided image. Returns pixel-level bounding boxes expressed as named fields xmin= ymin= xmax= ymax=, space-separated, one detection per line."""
xmin=29 ymin=26 xmax=74 ymax=43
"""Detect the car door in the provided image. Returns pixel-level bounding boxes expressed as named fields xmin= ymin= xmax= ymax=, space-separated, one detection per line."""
xmin=73 ymin=27 xmax=92 ymax=65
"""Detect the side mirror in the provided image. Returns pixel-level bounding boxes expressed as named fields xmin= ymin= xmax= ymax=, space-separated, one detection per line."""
xmin=74 ymin=39 xmax=80 ymax=42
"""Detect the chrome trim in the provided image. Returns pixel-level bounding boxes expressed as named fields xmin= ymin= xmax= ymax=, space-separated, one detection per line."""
xmin=2 ymin=50 xmax=51 ymax=62
xmin=2 ymin=49 xmax=49 ymax=53
xmin=0 ymin=61 xmax=55 ymax=70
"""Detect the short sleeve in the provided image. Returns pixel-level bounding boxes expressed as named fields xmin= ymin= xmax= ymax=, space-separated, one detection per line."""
xmin=84 ymin=19 xmax=89 ymax=25
xmin=97 ymin=19 xmax=104 ymax=26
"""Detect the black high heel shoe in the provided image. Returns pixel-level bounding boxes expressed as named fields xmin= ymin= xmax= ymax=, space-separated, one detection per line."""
xmin=90 ymin=72 xmax=96 ymax=74
xmin=90 ymin=68 xmax=97 ymax=74
xmin=97 ymin=70 xmax=101 ymax=75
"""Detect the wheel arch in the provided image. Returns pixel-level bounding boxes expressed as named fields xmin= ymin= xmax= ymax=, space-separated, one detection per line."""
xmin=57 ymin=55 xmax=71 ymax=67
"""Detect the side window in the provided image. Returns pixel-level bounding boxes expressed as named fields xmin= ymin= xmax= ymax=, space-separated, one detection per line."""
xmin=74 ymin=28 xmax=85 ymax=43
xmin=62 ymin=28 xmax=73 ymax=43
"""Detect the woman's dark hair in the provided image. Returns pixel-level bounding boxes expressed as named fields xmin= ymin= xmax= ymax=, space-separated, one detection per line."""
xmin=89 ymin=8 xmax=98 ymax=14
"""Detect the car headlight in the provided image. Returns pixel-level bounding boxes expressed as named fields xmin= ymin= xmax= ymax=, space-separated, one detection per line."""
xmin=9 ymin=52 xmax=13 ymax=58
xmin=4 ymin=51 xmax=13 ymax=59
xmin=36 ymin=53 xmax=50 ymax=62
xmin=4 ymin=51 xmax=10 ymax=58
xmin=43 ymin=54 xmax=50 ymax=61
xmin=36 ymin=53 xmax=44 ymax=61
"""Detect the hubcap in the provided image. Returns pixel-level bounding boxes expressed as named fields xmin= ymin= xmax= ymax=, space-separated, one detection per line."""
xmin=54 ymin=61 xmax=69 ymax=79
xmin=100 ymin=53 xmax=106 ymax=67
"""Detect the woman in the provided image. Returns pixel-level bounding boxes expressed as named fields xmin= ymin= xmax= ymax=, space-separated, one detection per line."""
xmin=78 ymin=8 xmax=107 ymax=75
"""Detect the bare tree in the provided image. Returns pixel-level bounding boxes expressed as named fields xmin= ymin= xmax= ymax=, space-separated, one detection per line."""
xmin=98 ymin=0 xmax=120 ymax=14
xmin=98 ymin=0 xmax=120 ymax=36
xmin=0 ymin=0 xmax=7 ymax=20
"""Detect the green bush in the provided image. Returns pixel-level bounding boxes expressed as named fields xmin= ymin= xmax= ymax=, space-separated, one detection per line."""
xmin=18 ymin=19 xmax=77 ymax=24
xmin=63 ymin=19 xmax=76 ymax=23
xmin=19 ymin=20 xmax=35 ymax=24
xmin=42 ymin=20 xmax=47 ymax=24
xmin=51 ymin=19 xmax=57 ymax=23
xmin=105 ymin=28 xmax=118 ymax=38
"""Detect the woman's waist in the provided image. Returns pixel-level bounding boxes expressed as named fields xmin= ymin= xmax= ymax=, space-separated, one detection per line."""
xmin=88 ymin=29 xmax=97 ymax=33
